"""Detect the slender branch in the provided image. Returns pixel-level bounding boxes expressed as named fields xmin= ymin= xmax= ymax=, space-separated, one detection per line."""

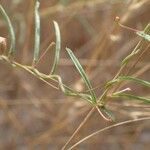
xmin=68 ymin=116 xmax=150 ymax=150
xmin=61 ymin=107 xmax=95 ymax=150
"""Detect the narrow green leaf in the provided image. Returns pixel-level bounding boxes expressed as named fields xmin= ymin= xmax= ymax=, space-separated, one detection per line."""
xmin=118 ymin=76 xmax=150 ymax=88
xmin=50 ymin=75 xmax=93 ymax=103
xmin=121 ymin=49 xmax=140 ymax=65
xmin=66 ymin=91 xmax=93 ymax=103
xmin=136 ymin=31 xmax=150 ymax=42
xmin=50 ymin=21 xmax=61 ymax=74
xmin=66 ymin=48 xmax=96 ymax=104
xmin=112 ymin=93 xmax=150 ymax=104
xmin=107 ymin=76 xmax=150 ymax=88
xmin=0 ymin=5 xmax=16 ymax=55
xmin=105 ymin=79 xmax=118 ymax=88
xmin=33 ymin=0 xmax=40 ymax=63
xmin=63 ymin=86 xmax=93 ymax=103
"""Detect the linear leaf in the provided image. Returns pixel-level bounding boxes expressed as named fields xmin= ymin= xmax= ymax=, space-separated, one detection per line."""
xmin=118 ymin=76 xmax=150 ymax=88
xmin=112 ymin=93 xmax=150 ymax=104
xmin=107 ymin=76 xmax=150 ymax=88
xmin=33 ymin=0 xmax=40 ymax=63
xmin=50 ymin=21 xmax=61 ymax=74
xmin=66 ymin=48 xmax=96 ymax=104
xmin=0 ymin=5 xmax=16 ymax=55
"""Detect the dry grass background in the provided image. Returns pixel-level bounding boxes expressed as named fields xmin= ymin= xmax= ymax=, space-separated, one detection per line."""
xmin=0 ymin=0 xmax=150 ymax=149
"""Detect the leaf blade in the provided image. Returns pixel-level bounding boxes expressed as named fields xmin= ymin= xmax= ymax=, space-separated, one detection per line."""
xmin=106 ymin=76 xmax=150 ymax=88
xmin=0 ymin=5 xmax=16 ymax=55
xmin=33 ymin=0 xmax=41 ymax=63
xmin=112 ymin=93 xmax=150 ymax=104
xmin=66 ymin=48 xmax=96 ymax=103
xmin=50 ymin=21 xmax=61 ymax=74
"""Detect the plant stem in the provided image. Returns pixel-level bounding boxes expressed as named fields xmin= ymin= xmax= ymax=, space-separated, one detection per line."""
xmin=61 ymin=107 xmax=95 ymax=150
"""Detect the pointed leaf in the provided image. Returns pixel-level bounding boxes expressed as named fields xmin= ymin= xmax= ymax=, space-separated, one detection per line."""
xmin=118 ymin=76 xmax=150 ymax=88
xmin=112 ymin=93 xmax=150 ymax=104
xmin=106 ymin=76 xmax=150 ymax=88
xmin=66 ymin=48 xmax=96 ymax=104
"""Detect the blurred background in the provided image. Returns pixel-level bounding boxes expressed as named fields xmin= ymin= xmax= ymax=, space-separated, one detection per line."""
xmin=0 ymin=0 xmax=150 ymax=149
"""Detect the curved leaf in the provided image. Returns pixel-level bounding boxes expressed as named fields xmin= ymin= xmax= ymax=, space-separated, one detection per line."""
xmin=0 ymin=5 xmax=16 ymax=55
xmin=50 ymin=21 xmax=61 ymax=74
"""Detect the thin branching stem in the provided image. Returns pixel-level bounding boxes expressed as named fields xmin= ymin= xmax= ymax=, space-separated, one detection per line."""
xmin=61 ymin=107 xmax=95 ymax=150
xmin=68 ymin=117 xmax=150 ymax=150
xmin=62 ymin=23 xmax=150 ymax=149
xmin=35 ymin=42 xmax=55 ymax=66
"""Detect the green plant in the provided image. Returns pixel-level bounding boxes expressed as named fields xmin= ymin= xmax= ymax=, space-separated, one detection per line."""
xmin=0 ymin=1 xmax=150 ymax=150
